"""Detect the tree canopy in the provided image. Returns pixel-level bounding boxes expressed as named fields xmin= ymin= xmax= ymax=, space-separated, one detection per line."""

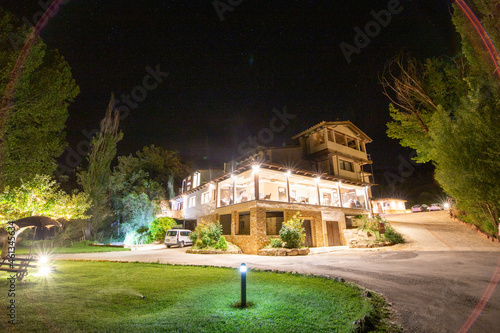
xmin=0 ymin=7 xmax=80 ymax=189
xmin=0 ymin=174 xmax=90 ymax=227
xmin=382 ymin=1 xmax=500 ymax=234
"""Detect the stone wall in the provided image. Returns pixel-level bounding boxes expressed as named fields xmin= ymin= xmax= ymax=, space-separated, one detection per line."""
xmin=213 ymin=202 xmax=351 ymax=254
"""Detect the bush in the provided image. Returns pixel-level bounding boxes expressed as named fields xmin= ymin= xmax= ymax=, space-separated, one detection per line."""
xmin=190 ymin=221 xmax=223 ymax=249
xmin=214 ymin=236 xmax=228 ymax=250
xmin=269 ymin=238 xmax=283 ymax=248
xmin=279 ymin=212 xmax=305 ymax=248
xmin=361 ymin=215 xmax=383 ymax=234
xmin=149 ymin=217 xmax=177 ymax=242
xmin=383 ymin=224 xmax=405 ymax=244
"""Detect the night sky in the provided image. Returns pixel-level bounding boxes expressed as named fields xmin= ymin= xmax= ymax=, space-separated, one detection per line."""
xmin=3 ymin=0 xmax=458 ymax=197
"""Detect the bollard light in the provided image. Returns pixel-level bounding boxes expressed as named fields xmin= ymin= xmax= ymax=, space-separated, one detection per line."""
xmin=240 ymin=263 xmax=247 ymax=307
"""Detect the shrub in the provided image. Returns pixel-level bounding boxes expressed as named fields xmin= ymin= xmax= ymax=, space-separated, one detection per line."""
xmin=361 ymin=215 xmax=383 ymax=234
xmin=269 ymin=238 xmax=283 ymax=248
xmin=149 ymin=217 xmax=177 ymax=242
xmin=384 ymin=224 xmax=405 ymax=244
xmin=279 ymin=212 xmax=305 ymax=248
xmin=214 ymin=236 xmax=228 ymax=250
xmin=190 ymin=221 xmax=223 ymax=249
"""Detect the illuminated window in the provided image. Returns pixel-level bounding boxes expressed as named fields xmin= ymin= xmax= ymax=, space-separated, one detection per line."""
xmin=201 ymin=191 xmax=210 ymax=204
xmin=188 ymin=196 xmax=196 ymax=208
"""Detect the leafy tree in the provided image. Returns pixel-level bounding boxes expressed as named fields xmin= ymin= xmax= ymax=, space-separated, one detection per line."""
xmin=117 ymin=192 xmax=157 ymax=241
xmin=381 ymin=1 xmax=500 ymax=235
xmin=149 ymin=216 xmax=177 ymax=242
xmin=381 ymin=55 xmax=468 ymax=163
xmin=77 ymin=96 xmax=123 ymax=239
xmin=0 ymin=8 xmax=80 ymax=189
xmin=113 ymin=145 xmax=189 ymax=199
xmin=0 ymin=174 xmax=90 ymax=227
xmin=430 ymin=84 xmax=500 ymax=233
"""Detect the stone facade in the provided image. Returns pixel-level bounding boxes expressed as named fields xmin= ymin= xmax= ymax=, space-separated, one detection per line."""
xmin=206 ymin=201 xmax=359 ymax=254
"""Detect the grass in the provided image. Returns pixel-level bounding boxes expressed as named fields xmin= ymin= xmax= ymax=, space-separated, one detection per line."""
xmin=0 ymin=261 xmax=399 ymax=332
xmin=12 ymin=240 xmax=131 ymax=255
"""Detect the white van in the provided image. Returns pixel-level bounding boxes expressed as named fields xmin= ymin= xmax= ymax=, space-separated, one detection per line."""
xmin=164 ymin=229 xmax=193 ymax=248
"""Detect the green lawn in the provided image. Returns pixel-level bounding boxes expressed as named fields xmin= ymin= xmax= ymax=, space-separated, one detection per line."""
xmin=13 ymin=240 xmax=130 ymax=255
xmin=0 ymin=261 xmax=398 ymax=332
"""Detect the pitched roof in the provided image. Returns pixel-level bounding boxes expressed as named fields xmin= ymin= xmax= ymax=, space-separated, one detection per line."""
xmin=291 ymin=121 xmax=372 ymax=142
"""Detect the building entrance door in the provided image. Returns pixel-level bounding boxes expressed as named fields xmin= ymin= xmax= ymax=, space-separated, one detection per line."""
xmin=302 ymin=219 xmax=313 ymax=247
xmin=326 ymin=221 xmax=341 ymax=246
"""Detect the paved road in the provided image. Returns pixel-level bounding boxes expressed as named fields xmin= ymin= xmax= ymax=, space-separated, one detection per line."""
xmin=55 ymin=211 xmax=500 ymax=333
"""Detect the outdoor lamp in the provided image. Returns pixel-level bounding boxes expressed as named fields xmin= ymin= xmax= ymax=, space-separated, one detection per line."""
xmin=240 ymin=263 xmax=247 ymax=307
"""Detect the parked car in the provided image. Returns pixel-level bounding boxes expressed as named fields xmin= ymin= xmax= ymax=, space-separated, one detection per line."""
xmin=421 ymin=204 xmax=430 ymax=211
xmin=429 ymin=203 xmax=443 ymax=211
xmin=164 ymin=229 xmax=193 ymax=248
xmin=411 ymin=205 xmax=423 ymax=213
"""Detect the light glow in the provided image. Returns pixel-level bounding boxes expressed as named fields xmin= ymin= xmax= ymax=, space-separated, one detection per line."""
xmin=39 ymin=255 xmax=49 ymax=265
xmin=240 ymin=263 xmax=247 ymax=273
xmin=38 ymin=265 xmax=51 ymax=276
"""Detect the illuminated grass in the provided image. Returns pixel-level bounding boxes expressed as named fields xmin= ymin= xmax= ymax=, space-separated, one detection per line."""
xmin=13 ymin=240 xmax=130 ymax=255
xmin=0 ymin=262 xmax=399 ymax=332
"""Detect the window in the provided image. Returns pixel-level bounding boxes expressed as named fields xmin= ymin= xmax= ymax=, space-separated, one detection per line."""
xmin=237 ymin=212 xmax=251 ymax=235
xmin=193 ymin=172 xmax=200 ymax=188
xmin=346 ymin=137 xmax=358 ymax=150
xmin=201 ymin=191 xmax=210 ymax=204
xmin=188 ymin=196 xmax=196 ymax=208
xmin=180 ymin=231 xmax=191 ymax=236
xmin=218 ymin=178 xmax=234 ymax=207
xmin=220 ymin=214 xmax=232 ymax=235
xmin=266 ymin=211 xmax=284 ymax=235
xmin=339 ymin=160 xmax=354 ymax=172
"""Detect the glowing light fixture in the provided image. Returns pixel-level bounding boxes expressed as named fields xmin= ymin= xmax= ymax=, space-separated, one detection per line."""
xmin=314 ymin=177 xmax=320 ymax=183
xmin=286 ymin=170 xmax=291 ymax=177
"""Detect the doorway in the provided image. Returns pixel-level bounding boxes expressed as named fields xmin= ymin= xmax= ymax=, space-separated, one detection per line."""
xmin=325 ymin=221 xmax=341 ymax=246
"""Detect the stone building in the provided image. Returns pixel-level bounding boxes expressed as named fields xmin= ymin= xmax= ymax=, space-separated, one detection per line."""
xmin=169 ymin=121 xmax=375 ymax=254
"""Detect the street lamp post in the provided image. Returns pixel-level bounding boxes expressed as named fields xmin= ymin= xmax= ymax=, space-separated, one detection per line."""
xmin=240 ymin=263 xmax=247 ymax=307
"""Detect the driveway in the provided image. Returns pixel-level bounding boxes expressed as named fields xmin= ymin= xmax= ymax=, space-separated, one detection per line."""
xmin=54 ymin=211 xmax=500 ymax=333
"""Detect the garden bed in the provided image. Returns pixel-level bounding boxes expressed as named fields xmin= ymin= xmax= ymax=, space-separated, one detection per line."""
xmin=186 ymin=242 xmax=242 ymax=254
xmin=258 ymin=247 xmax=310 ymax=256
xmin=349 ymin=240 xmax=394 ymax=248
